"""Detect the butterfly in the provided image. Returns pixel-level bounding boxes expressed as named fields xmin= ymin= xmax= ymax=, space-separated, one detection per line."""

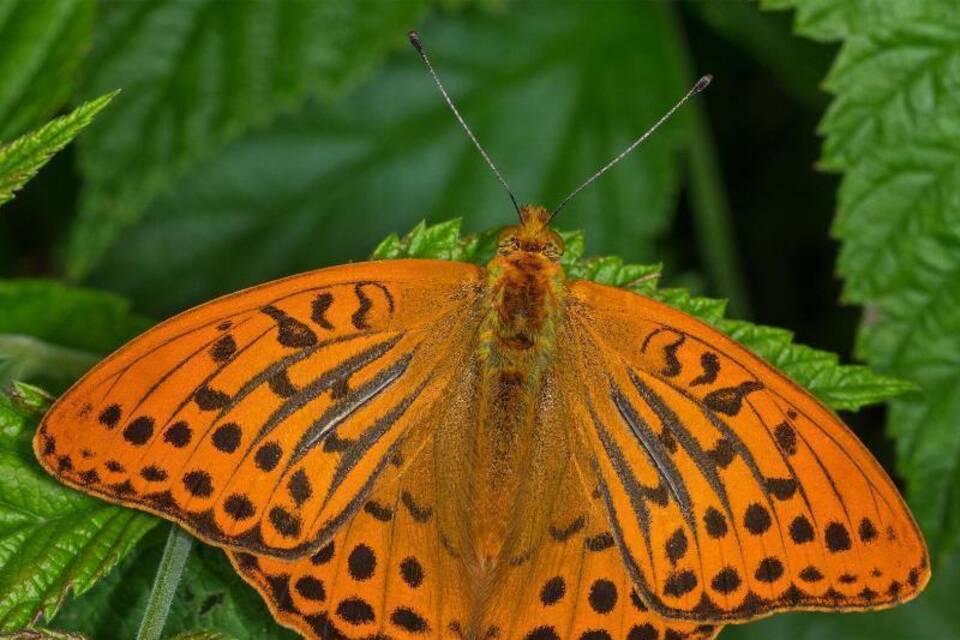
xmin=34 ymin=32 xmax=928 ymax=640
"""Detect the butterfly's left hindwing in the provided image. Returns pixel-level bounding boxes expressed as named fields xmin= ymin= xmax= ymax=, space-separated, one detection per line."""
xmin=34 ymin=260 xmax=484 ymax=557
xmin=563 ymin=280 xmax=929 ymax=623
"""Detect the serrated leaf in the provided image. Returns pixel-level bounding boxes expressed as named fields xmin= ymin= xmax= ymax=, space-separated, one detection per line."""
xmin=0 ymin=92 xmax=115 ymax=210
xmin=0 ymin=383 xmax=158 ymax=631
xmin=768 ymin=0 xmax=960 ymax=556
xmin=759 ymin=0 xmax=944 ymax=41
xmin=55 ymin=529 xmax=295 ymax=640
xmin=0 ymin=280 xmax=151 ymax=391
xmin=67 ymin=0 xmax=430 ymax=279
xmin=0 ymin=0 xmax=95 ymax=141
xmin=374 ymin=219 xmax=913 ymax=412
xmin=82 ymin=1 xmax=692 ymax=318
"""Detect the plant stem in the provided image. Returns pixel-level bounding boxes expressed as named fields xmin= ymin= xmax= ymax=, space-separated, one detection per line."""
xmin=667 ymin=3 xmax=751 ymax=318
xmin=136 ymin=525 xmax=193 ymax=640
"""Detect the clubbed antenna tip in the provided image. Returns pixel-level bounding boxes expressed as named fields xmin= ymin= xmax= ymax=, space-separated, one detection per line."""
xmin=408 ymin=30 xmax=423 ymax=54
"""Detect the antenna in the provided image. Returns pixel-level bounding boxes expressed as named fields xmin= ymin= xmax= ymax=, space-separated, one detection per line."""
xmin=550 ymin=74 xmax=713 ymax=221
xmin=408 ymin=31 xmax=521 ymax=217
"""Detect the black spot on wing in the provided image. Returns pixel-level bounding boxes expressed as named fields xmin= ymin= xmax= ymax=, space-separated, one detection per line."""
xmin=348 ymin=543 xmax=376 ymax=580
xmin=269 ymin=506 xmax=301 ymax=538
xmin=825 ymin=522 xmax=852 ymax=552
xmin=210 ymin=335 xmax=237 ymax=363
xmin=690 ymin=352 xmax=720 ymax=387
xmin=212 ymin=423 xmax=242 ymax=453
xmin=400 ymin=556 xmax=424 ymax=588
xmin=195 ymin=385 xmax=230 ymax=411
xmin=311 ymin=292 xmax=334 ymax=330
xmin=99 ymin=404 xmax=121 ymax=428
xmin=287 ymin=468 xmax=312 ymax=505
xmin=268 ymin=369 xmax=298 ymax=398
xmin=586 ymin=532 xmax=615 ymax=551
xmin=261 ymin=305 xmax=317 ymax=348
xmin=391 ymin=607 xmax=429 ymax=632
xmin=351 ymin=284 xmax=374 ymax=330
xmin=765 ymin=477 xmax=798 ymax=501
xmin=123 ymin=417 xmax=154 ymax=445
xmin=660 ymin=334 xmax=685 ymax=377
xmin=164 ymin=421 xmax=192 ymax=447
xmin=588 ymin=579 xmax=617 ymax=613
xmin=744 ymin=503 xmax=772 ymax=535
xmin=665 ymin=528 xmax=688 ymax=564
xmin=703 ymin=381 xmax=765 ymax=416
xmin=549 ymin=515 xmax=585 ymax=541
xmin=540 ymin=576 xmax=565 ymax=605
xmin=663 ymin=570 xmax=698 ymax=597
xmin=295 ymin=576 xmax=326 ymax=601
xmin=401 ymin=491 xmax=433 ymax=522
xmin=789 ymin=515 xmax=815 ymax=544
xmin=774 ymin=421 xmax=798 ymax=455
xmin=364 ymin=500 xmax=393 ymax=521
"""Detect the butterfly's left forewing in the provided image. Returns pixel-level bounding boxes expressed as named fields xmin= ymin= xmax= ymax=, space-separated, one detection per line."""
xmin=34 ymin=260 xmax=484 ymax=557
xmin=563 ymin=280 xmax=929 ymax=623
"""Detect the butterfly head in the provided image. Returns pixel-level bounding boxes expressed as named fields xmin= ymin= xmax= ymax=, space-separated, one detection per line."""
xmin=497 ymin=204 xmax=565 ymax=261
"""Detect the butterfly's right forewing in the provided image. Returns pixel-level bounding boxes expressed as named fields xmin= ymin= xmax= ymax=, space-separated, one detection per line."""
xmin=35 ymin=260 xmax=484 ymax=557
xmin=563 ymin=280 xmax=929 ymax=623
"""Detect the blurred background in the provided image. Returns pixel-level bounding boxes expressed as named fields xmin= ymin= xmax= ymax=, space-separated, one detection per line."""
xmin=1 ymin=0 xmax=957 ymax=638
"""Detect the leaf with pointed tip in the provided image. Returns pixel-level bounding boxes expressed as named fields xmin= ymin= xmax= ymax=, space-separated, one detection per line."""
xmin=0 ymin=93 xmax=115 ymax=209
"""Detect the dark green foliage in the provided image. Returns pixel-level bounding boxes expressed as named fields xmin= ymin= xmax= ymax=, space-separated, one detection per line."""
xmin=0 ymin=1 xmax=956 ymax=638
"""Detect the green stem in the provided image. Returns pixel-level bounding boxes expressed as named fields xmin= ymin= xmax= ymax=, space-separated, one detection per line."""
xmin=136 ymin=525 xmax=193 ymax=640
xmin=667 ymin=3 xmax=752 ymax=318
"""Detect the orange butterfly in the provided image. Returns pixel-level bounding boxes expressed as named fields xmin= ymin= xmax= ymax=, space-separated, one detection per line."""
xmin=34 ymin=32 xmax=928 ymax=640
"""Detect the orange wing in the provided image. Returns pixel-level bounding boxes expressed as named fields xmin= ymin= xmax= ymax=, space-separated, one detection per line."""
xmin=228 ymin=417 xmax=470 ymax=639
xmin=34 ymin=259 xmax=484 ymax=557
xmin=563 ymin=280 xmax=929 ymax=623
xmin=231 ymin=406 xmax=720 ymax=640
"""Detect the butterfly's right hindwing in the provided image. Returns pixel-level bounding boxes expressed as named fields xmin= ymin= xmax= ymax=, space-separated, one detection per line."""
xmin=35 ymin=260 xmax=484 ymax=557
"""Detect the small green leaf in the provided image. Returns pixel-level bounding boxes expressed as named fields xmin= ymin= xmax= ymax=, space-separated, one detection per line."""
xmin=0 ymin=280 xmax=151 ymax=390
xmin=0 ymin=92 xmax=116 ymax=209
xmin=0 ymin=0 xmax=95 ymax=140
xmin=0 ymin=383 xmax=158 ymax=631
xmin=376 ymin=219 xmax=914 ymax=412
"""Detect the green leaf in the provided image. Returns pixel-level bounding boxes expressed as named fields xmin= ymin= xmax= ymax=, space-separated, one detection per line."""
xmin=167 ymin=633 xmax=236 ymax=640
xmin=0 ymin=280 xmax=151 ymax=390
xmin=0 ymin=383 xmax=158 ymax=631
xmin=760 ymin=0 xmax=944 ymax=41
xmin=0 ymin=92 xmax=115 ymax=210
xmin=67 ymin=0 xmax=431 ymax=279
xmin=0 ymin=0 xmax=95 ymax=141
xmin=768 ymin=0 xmax=960 ymax=555
xmin=2 ymin=629 xmax=87 ymax=640
xmin=55 ymin=529 xmax=295 ymax=640
xmin=374 ymin=218 xmax=914 ymax=412
xmin=81 ymin=1 xmax=693 ymax=318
